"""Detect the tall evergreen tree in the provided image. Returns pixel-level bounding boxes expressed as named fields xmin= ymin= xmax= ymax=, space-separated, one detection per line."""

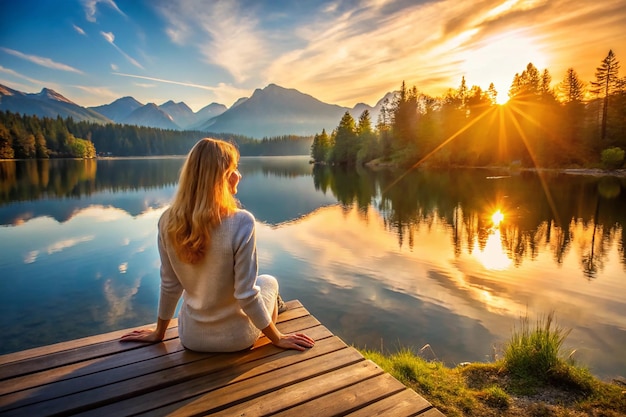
xmin=558 ymin=68 xmax=586 ymax=103
xmin=591 ymin=49 xmax=620 ymax=141
xmin=487 ymin=83 xmax=498 ymax=105
xmin=391 ymin=81 xmax=419 ymax=151
xmin=311 ymin=129 xmax=331 ymax=162
xmin=356 ymin=110 xmax=378 ymax=164
xmin=509 ymin=63 xmax=541 ymax=100
xmin=376 ymin=98 xmax=393 ymax=161
xmin=332 ymin=111 xmax=358 ymax=165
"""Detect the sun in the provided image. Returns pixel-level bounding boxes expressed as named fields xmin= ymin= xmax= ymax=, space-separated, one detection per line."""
xmin=491 ymin=209 xmax=504 ymax=226
xmin=458 ymin=31 xmax=548 ymax=104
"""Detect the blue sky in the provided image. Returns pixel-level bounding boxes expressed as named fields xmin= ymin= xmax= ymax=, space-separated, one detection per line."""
xmin=1 ymin=0 xmax=625 ymax=111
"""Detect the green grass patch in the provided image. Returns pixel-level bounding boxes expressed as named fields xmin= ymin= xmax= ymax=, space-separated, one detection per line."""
xmin=503 ymin=312 xmax=570 ymax=380
xmin=360 ymin=313 xmax=626 ymax=416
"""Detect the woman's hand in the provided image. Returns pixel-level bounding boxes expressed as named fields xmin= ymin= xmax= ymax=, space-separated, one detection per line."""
xmin=272 ymin=332 xmax=315 ymax=351
xmin=120 ymin=319 xmax=170 ymax=344
xmin=120 ymin=328 xmax=163 ymax=344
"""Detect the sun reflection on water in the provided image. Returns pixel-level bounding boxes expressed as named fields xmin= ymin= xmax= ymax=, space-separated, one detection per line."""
xmin=473 ymin=210 xmax=512 ymax=271
xmin=491 ymin=209 xmax=504 ymax=227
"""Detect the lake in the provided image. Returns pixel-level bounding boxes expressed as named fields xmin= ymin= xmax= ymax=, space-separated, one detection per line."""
xmin=0 ymin=156 xmax=624 ymax=381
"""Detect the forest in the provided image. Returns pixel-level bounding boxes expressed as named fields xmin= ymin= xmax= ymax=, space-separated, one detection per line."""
xmin=0 ymin=111 xmax=313 ymax=159
xmin=311 ymin=50 xmax=626 ymax=170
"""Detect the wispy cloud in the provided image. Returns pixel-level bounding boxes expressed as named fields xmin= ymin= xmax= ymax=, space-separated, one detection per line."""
xmin=113 ymin=72 xmax=215 ymax=90
xmin=100 ymin=31 xmax=144 ymax=69
xmin=82 ymin=0 xmax=126 ymax=23
xmin=261 ymin=0 xmax=625 ymax=106
xmin=113 ymin=72 xmax=248 ymax=105
xmin=134 ymin=82 xmax=157 ymax=88
xmin=73 ymin=84 xmax=119 ymax=102
xmin=155 ymin=1 xmax=269 ymax=83
xmin=0 ymin=65 xmax=47 ymax=84
xmin=0 ymin=47 xmax=84 ymax=74
xmin=73 ymin=24 xmax=86 ymax=36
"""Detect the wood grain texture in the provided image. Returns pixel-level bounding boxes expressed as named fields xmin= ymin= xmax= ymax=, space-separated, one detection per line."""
xmin=0 ymin=300 xmax=444 ymax=416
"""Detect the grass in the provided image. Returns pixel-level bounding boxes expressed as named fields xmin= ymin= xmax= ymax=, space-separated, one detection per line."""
xmin=360 ymin=313 xmax=626 ymax=417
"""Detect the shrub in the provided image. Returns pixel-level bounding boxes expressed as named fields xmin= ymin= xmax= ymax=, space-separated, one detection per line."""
xmin=600 ymin=147 xmax=625 ymax=170
xmin=503 ymin=312 xmax=571 ymax=380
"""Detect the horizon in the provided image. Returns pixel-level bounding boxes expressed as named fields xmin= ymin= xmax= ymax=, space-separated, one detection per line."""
xmin=0 ymin=81 xmax=388 ymax=113
xmin=1 ymin=0 xmax=624 ymax=111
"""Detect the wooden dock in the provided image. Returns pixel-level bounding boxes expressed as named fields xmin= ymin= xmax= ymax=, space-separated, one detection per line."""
xmin=0 ymin=300 xmax=444 ymax=416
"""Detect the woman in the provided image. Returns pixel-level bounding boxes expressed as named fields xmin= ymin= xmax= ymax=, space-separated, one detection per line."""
xmin=121 ymin=138 xmax=314 ymax=352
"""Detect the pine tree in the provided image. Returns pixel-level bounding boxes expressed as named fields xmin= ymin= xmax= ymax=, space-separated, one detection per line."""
xmin=509 ymin=63 xmax=541 ymax=100
xmin=311 ymin=129 xmax=331 ymax=162
xmin=558 ymin=68 xmax=586 ymax=103
xmin=591 ymin=50 xmax=620 ymax=141
xmin=487 ymin=83 xmax=498 ymax=105
xmin=356 ymin=110 xmax=378 ymax=165
xmin=332 ymin=111 xmax=357 ymax=165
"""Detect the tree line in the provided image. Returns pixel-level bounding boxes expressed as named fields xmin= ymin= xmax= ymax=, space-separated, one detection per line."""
xmin=311 ymin=50 xmax=626 ymax=169
xmin=311 ymin=164 xmax=626 ymax=274
xmin=0 ymin=111 xmax=313 ymax=159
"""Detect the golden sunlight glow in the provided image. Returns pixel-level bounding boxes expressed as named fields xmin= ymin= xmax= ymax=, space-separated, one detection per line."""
xmin=473 ymin=229 xmax=512 ymax=271
xmin=491 ymin=210 xmax=504 ymax=227
xmin=459 ymin=31 xmax=548 ymax=104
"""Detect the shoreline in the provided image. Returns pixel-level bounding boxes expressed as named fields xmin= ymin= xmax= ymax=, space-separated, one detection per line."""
xmin=364 ymin=160 xmax=626 ymax=178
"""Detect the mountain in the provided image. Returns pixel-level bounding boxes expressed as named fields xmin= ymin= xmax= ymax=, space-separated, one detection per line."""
xmin=89 ymin=97 xmax=143 ymax=123
xmin=158 ymin=100 xmax=195 ymax=129
xmin=1 ymin=82 xmax=395 ymax=138
xmin=199 ymin=84 xmax=350 ymax=138
xmin=196 ymin=102 xmax=227 ymax=119
xmin=90 ymin=97 xmax=227 ymax=130
xmin=0 ymin=84 xmax=111 ymax=123
xmin=350 ymin=92 xmax=396 ymax=124
xmin=122 ymin=103 xmax=180 ymax=130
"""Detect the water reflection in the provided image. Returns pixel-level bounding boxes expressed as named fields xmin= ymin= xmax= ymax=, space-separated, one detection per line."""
xmin=0 ymin=157 xmax=624 ymax=381
xmin=311 ymin=165 xmax=626 ymax=279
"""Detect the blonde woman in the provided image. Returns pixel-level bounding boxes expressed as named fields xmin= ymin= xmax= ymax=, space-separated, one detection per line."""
xmin=121 ymin=138 xmax=314 ymax=352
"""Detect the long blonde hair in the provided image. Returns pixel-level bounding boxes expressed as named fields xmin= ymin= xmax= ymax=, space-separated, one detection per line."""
xmin=166 ymin=138 xmax=240 ymax=264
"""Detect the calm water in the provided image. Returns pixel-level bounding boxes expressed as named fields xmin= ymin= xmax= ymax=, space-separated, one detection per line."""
xmin=1 ymin=156 xmax=625 ymax=380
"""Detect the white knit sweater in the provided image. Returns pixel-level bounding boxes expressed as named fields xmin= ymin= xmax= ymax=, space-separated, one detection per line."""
xmin=157 ymin=208 xmax=273 ymax=352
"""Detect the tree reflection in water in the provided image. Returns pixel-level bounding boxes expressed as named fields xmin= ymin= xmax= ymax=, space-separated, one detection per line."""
xmin=312 ymin=164 xmax=625 ymax=278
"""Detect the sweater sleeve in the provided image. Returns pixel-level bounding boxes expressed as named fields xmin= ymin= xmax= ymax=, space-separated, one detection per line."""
xmin=232 ymin=211 xmax=272 ymax=330
xmin=157 ymin=215 xmax=183 ymax=320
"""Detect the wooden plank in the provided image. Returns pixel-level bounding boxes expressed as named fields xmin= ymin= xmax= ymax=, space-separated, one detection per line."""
xmin=0 ymin=319 xmax=179 ymax=366
xmin=0 ymin=300 xmax=445 ymax=417
xmin=82 ymin=331 xmax=347 ymax=417
xmin=0 ymin=315 xmax=325 ymax=415
xmin=343 ymin=386 xmax=434 ymax=417
xmin=0 ymin=300 xmax=304 ymax=368
xmin=0 ymin=336 xmax=186 ymax=396
xmin=0 ymin=301 xmax=308 ymax=383
xmin=149 ymin=344 xmax=366 ymax=417
xmin=208 ymin=361 xmax=388 ymax=417
xmin=0 ymin=325 xmax=180 ymax=381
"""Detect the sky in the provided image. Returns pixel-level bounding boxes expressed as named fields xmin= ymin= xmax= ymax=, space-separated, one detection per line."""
xmin=1 ymin=0 xmax=625 ymax=111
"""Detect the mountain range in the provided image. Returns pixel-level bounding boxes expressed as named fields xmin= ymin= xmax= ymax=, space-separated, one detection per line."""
xmin=0 ymin=83 xmax=393 ymax=138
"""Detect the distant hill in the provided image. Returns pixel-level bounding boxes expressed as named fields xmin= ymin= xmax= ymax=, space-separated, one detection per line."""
xmin=350 ymin=92 xmax=396 ymax=124
xmin=158 ymin=100 xmax=195 ymax=129
xmin=90 ymin=97 xmax=227 ymax=130
xmin=89 ymin=97 xmax=143 ymax=122
xmin=0 ymin=84 xmax=111 ymax=124
xmin=1 ymin=83 xmax=395 ymax=138
xmin=195 ymin=102 xmax=227 ymax=120
xmin=122 ymin=103 xmax=180 ymax=130
xmin=199 ymin=84 xmax=350 ymax=138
